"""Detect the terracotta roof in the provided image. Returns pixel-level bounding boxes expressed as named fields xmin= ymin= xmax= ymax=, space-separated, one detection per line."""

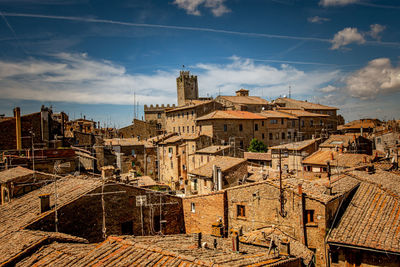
xmin=275 ymin=97 xmax=338 ymax=110
xmin=165 ymin=100 xmax=213 ymax=112
xmin=0 ymin=166 xmax=35 ymax=183
xmin=104 ymin=138 xmax=153 ymax=148
xmin=189 ymin=156 xmax=247 ymax=178
xmin=269 ymin=139 xmax=320 ymax=151
xmin=258 ymin=110 xmax=298 ymax=119
xmin=0 ymin=176 xmax=100 ymax=265
xmin=302 ymin=151 xmax=371 ymax=167
xmin=218 ymin=95 xmax=269 ymax=105
xmin=277 ymin=109 xmax=329 ymax=118
xmin=319 ymin=134 xmax=358 ymax=148
xmin=240 ymin=227 xmax=314 ymax=265
xmin=244 ymin=152 xmax=272 ymax=161
xmin=16 ymin=234 xmax=297 ymax=266
xmin=338 ymin=119 xmax=381 ymax=130
xmin=0 ymin=176 xmax=101 ymax=239
xmin=196 ymin=145 xmax=230 ymax=154
xmin=328 ymin=181 xmax=400 ymax=254
xmin=196 ymin=110 xmax=265 ymax=121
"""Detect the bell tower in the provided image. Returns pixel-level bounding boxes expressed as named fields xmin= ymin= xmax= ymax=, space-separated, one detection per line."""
xmin=176 ymin=71 xmax=199 ymax=106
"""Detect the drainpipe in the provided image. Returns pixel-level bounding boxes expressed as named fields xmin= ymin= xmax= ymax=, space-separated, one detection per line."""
xmin=14 ymin=107 xmax=22 ymax=150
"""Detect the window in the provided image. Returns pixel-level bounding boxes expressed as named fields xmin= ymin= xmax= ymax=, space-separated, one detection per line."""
xmin=269 ymin=133 xmax=273 ymax=140
xmin=275 ymin=133 xmax=279 ymax=140
xmin=282 ymin=132 xmax=285 ymax=139
xmin=255 ymin=123 xmax=258 ymax=131
xmin=262 ymin=133 xmax=265 ymax=139
xmin=270 ymin=119 xmax=278 ymax=124
xmin=187 ymin=126 xmax=189 ymax=132
xmin=191 ymin=202 xmax=196 ymax=213
xmin=239 ymin=124 xmax=243 ymax=131
xmin=310 ymin=120 xmax=314 ymax=127
xmin=121 ymin=220 xmax=134 ymax=235
xmin=281 ymin=119 xmax=284 ymax=125
xmin=377 ymin=138 xmax=381 ymax=144
xmin=306 ymin=210 xmax=315 ymax=224
xmin=191 ymin=110 xmax=194 ymax=116
xmin=178 ymin=126 xmax=180 ymax=133
xmin=262 ymin=121 xmax=264 ymax=126
xmin=292 ymin=120 xmax=296 ymax=127
xmin=178 ymin=113 xmax=180 ymax=118
xmin=320 ymin=120 xmax=323 ymax=126
xmin=240 ymin=140 xmax=244 ymax=149
xmin=193 ymin=179 xmax=198 ymax=191
xmin=331 ymin=251 xmax=339 ymax=264
xmin=224 ymin=124 xmax=228 ymax=132
xmin=237 ymin=205 xmax=246 ymax=217
xmin=288 ymin=132 xmax=291 ymax=140
xmin=182 ymin=112 xmax=184 ymax=118
xmin=168 ymin=147 xmax=173 ymax=153
xmin=187 ymin=112 xmax=189 ymax=118
xmin=183 ymin=126 xmax=185 ymax=133
xmin=301 ymin=120 xmax=305 ymax=127
xmin=192 ymin=126 xmax=194 ymax=133
xmin=157 ymin=113 xmax=161 ymax=119
xmin=182 ymin=164 xmax=186 ymax=170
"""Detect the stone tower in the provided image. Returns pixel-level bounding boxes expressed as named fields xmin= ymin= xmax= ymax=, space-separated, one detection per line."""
xmin=176 ymin=71 xmax=199 ymax=106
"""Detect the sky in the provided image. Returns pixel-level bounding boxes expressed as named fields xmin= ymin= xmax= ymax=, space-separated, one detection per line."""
xmin=0 ymin=0 xmax=399 ymax=127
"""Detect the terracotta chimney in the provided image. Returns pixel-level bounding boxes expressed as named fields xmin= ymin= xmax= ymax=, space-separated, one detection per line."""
xmin=39 ymin=194 xmax=50 ymax=213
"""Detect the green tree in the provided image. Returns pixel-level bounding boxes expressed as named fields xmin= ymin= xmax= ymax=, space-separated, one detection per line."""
xmin=248 ymin=138 xmax=268 ymax=153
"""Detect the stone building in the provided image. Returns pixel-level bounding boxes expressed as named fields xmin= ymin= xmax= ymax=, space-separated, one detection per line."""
xmin=197 ymin=110 xmax=300 ymax=152
xmin=187 ymin=156 xmax=247 ymax=195
xmin=143 ymin=104 xmax=176 ymax=135
xmin=277 ymin=109 xmax=331 ymax=140
xmin=320 ymin=134 xmax=373 ymax=155
xmin=269 ymin=138 xmax=322 ymax=174
xmin=274 ymin=97 xmax=339 ymax=131
xmin=193 ymin=145 xmax=232 ymax=170
xmin=165 ymin=100 xmax=223 ymax=135
xmin=302 ymin=150 xmax=371 ymax=176
xmin=215 ymin=89 xmax=271 ymax=112
xmin=337 ymin=118 xmax=382 ymax=134
xmin=177 ymin=71 xmax=199 ymax=106
xmin=117 ymin=119 xmax=157 ymax=139
xmin=157 ymin=134 xmax=212 ymax=190
xmin=258 ymin=110 xmax=299 ymax=146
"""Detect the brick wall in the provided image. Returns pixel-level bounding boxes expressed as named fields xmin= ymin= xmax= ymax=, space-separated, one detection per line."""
xmin=183 ymin=191 xmax=227 ymax=235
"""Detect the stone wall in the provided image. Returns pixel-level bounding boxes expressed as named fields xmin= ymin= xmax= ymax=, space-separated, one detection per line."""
xmin=27 ymin=184 xmax=185 ymax=242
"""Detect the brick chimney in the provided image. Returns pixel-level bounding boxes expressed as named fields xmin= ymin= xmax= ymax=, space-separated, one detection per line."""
xmin=13 ymin=107 xmax=22 ymax=150
xmin=39 ymin=194 xmax=51 ymax=213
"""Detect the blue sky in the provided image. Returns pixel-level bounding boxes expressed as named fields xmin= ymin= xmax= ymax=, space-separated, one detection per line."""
xmin=0 ymin=0 xmax=399 ymax=127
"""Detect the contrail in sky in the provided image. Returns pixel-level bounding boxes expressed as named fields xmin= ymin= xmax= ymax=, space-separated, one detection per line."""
xmin=2 ymin=12 xmax=400 ymax=48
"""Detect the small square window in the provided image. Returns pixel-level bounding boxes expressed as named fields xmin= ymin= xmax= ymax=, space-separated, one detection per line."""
xmin=239 ymin=124 xmax=243 ymax=131
xmin=237 ymin=204 xmax=245 ymax=217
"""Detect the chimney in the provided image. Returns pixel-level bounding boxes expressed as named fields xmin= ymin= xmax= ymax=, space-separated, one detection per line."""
xmin=331 ymin=152 xmax=334 ymax=160
xmin=14 ymin=107 xmax=22 ymax=150
xmin=194 ymin=232 xmax=202 ymax=248
xmin=235 ymin=89 xmax=249 ymax=97
xmin=232 ymin=232 xmax=240 ymax=252
xmin=39 ymin=194 xmax=51 ymax=213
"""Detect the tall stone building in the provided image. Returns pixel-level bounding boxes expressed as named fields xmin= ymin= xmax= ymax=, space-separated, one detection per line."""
xmin=177 ymin=71 xmax=199 ymax=106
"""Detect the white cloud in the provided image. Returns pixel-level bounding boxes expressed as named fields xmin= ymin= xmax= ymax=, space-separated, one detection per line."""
xmin=331 ymin=27 xmax=365 ymax=49
xmin=319 ymin=85 xmax=338 ymax=92
xmin=345 ymin=58 xmax=400 ymax=99
xmin=307 ymin=16 xmax=330 ymax=24
xmin=319 ymin=0 xmax=360 ymax=7
xmin=173 ymin=0 xmax=230 ymax=16
xmin=0 ymin=53 xmax=340 ymax=105
xmin=368 ymin=24 xmax=386 ymax=40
